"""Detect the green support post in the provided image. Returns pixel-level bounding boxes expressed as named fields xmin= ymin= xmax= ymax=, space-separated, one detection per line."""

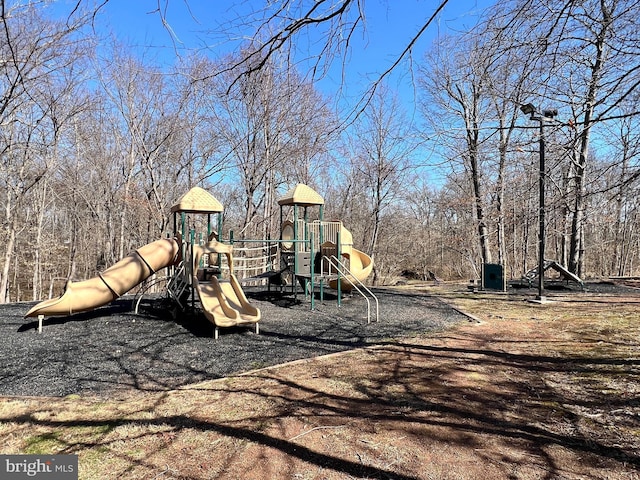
xmin=190 ymin=228 xmax=196 ymax=309
xmin=217 ymin=213 xmax=223 ymax=277
xmin=293 ymin=206 xmax=299 ymax=298
xmin=336 ymin=229 xmax=341 ymax=307
xmin=180 ymin=212 xmax=189 ymax=259
xmin=318 ymin=209 xmax=324 ymax=302
xmin=310 ymin=232 xmax=315 ymax=310
xmin=190 ymin=229 xmax=196 ymax=258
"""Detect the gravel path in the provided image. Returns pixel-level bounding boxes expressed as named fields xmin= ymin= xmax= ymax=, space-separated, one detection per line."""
xmin=0 ymin=287 xmax=468 ymax=397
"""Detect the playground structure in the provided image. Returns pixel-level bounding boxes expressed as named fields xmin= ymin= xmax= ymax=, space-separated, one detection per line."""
xmin=273 ymin=184 xmax=375 ymax=310
xmin=25 ymin=184 xmax=376 ymax=336
xmin=519 ymin=260 xmax=584 ymax=289
xmin=165 ymin=186 xmax=262 ymax=340
xmin=191 ymin=238 xmax=261 ymax=339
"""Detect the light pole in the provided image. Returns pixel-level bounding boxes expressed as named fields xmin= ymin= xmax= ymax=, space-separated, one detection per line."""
xmin=520 ymin=103 xmax=557 ymax=302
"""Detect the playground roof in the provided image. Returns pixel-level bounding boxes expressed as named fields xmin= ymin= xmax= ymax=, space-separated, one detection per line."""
xmin=171 ymin=187 xmax=224 ymax=213
xmin=277 ymin=183 xmax=324 ymax=206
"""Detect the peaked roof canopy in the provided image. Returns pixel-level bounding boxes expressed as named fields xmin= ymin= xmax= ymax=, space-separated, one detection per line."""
xmin=171 ymin=187 xmax=224 ymax=213
xmin=277 ymin=183 xmax=324 ymax=207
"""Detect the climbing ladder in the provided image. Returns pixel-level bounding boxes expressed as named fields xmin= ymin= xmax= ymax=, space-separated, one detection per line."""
xmin=167 ymin=262 xmax=190 ymax=309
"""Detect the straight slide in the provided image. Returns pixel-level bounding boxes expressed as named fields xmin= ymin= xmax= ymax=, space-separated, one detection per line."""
xmin=25 ymin=237 xmax=181 ymax=318
xmin=193 ymin=274 xmax=261 ymax=328
xmin=191 ymin=242 xmax=260 ymax=335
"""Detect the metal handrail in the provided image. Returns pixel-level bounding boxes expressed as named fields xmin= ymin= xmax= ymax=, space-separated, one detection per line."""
xmin=323 ymin=255 xmax=379 ymax=324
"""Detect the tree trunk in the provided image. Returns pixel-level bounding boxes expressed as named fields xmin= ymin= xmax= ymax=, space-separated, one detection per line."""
xmin=32 ymin=180 xmax=48 ymax=300
xmin=470 ymin=149 xmax=492 ymax=265
xmin=496 ymin=135 xmax=507 ymax=267
xmin=568 ymin=139 xmax=588 ymax=275
xmin=118 ymin=146 xmax=136 ymax=261
xmin=568 ymin=1 xmax=611 ymax=275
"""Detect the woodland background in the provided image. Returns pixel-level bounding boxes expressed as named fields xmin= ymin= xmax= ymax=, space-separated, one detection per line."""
xmin=1 ymin=0 xmax=639 ymax=303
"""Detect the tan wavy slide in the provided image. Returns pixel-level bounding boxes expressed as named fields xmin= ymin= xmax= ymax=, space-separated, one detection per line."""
xmin=25 ymin=237 xmax=181 ymax=318
xmin=191 ymin=241 xmax=260 ymax=338
xmin=324 ymin=224 xmax=373 ymax=292
xmin=327 ymin=246 xmax=374 ymax=292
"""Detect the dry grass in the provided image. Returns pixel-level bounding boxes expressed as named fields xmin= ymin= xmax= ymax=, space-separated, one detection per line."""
xmin=1 ymin=283 xmax=639 ymax=479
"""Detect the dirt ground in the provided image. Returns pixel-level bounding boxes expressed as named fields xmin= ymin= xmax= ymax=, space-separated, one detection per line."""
xmin=1 ymin=282 xmax=639 ymax=479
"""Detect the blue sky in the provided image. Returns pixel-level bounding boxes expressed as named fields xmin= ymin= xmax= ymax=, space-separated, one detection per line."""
xmin=92 ymin=0 xmax=493 ymax=104
xmin=77 ymin=0 xmax=494 ymax=185
xmin=96 ymin=1 xmax=492 ymax=53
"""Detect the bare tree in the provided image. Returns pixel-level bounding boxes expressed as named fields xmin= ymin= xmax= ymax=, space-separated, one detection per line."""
xmin=0 ymin=1 xmax=91 ymax=302
xmin=94 ymin=45 xmax=185 ymax=257
xmin=597 ymin=104 xmax=640 ymax=276
xmin=474 ymin=17 xmax=540 ymax=269
xmin=123 ymin=0 xmax=449 ymax=123
xmin=208 ymin=48 xmax=336 ymax=239
xmin=497 ymin=0 xmax=640 ymax=276
xmin=419 ymin=33 xmax=497 ymax=266
xmin=348 ymin=84 xmax=416 ymax=283
xmin=171 ymin=55 xmax=229 ymax=190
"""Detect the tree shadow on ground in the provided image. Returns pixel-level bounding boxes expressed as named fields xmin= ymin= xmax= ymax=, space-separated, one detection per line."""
xmin=3 ymin=330 xmax=638 ymax=479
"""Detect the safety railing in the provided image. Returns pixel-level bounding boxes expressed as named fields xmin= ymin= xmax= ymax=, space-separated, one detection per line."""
xmin=323 ymin=255 xmax=379 ymax=324
xmin=297 ymin=220 xmax=352 ymax=253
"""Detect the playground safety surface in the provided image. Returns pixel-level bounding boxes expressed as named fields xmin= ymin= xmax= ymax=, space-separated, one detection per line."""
xmin=0 ymin=287 xmax=468 ymax=397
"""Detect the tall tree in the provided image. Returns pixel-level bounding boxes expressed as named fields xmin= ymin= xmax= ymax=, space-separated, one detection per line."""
xmin=95 ymin=45 xmax=183 ymax=257
xmin=419 ymin=33 xmax=496 ymax=266
xmin=475 ymin=13 xmax=539 ymax=269
xmin=209 ymin=49 xmax=335 ymax=239
xmin=349 ymin=85 xmax=415 ymax=283
xmin=498 ymin=0 xmax=640 ymax=276
xmin=0 ymin=1 xmax=91 ymax=302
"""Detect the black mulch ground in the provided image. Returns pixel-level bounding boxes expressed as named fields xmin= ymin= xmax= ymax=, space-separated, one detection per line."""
xmin=2 ymin=280 xmax=635 ymax=398
xmin=0 ymin=287 xmax=470 ymax=397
